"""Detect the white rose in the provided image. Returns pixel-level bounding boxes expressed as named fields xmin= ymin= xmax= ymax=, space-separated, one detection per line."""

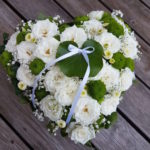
xmin=5 ymin=31 xmax=19 ymax=53
xmin=120 ymin=68 xmax=135 ymax=91
xmin=101 ymin=94 xmax=120 ymax=116
xmin=83 ymin=19 xmax=104 ymax=38
xmin=122 ymin=33 xmax=139 ymax=59
xmin=34 ymin=37 xmax=59 ymax=63
xmin=32 ymin=19 xmax=58 ymax=39
xmin=70 ymin=126 xmax=95 ymax=145
xmin=95 ymin=32 xmax=121 ymax=54
xmin=16 ymin=65 xmax=35 ymax=87
xmin=75 ymin=96 xmax=101 ymax=125
xmin=44 ymin=66 xmax=66 ymax=93
xmin=54 ymin=78 xmax=79 ymax=106
xmin=40 ymin=95 xmax=63 ymax=121
xmin=88 ymin=11 xmax=104 ymax=20
xmin=16 ymin=41 xmax=36 ymax=64
xmin=90 ymin=60 xmax=120 ymax=91
xmin=60 ymin=25 xmax=87 ymax=47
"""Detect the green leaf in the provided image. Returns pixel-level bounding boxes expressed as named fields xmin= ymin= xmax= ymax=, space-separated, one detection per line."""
xmin=35 ymin=88 xmax=49 ymax=101
xmin=16 ymin=32 xmax=26 ymax=44
xmin=112 ymin=52 xmax=126 ymax=70
xmin=47 ymin=121 xmax=57 ymax=133
xmin=54 ymin=34 xmax=60 ymax=41
xmin=11 ymin=78 xmax=22 ymax=95
xmin=29 ymin=58 xmax=45 ymax=75
xmin=125 ymin=58 xmax=135 ymax=71
xmin=0 ymin=45 xmax=5 ymax=54
xmin=87 ymin=80 xmax=106 ymax=103
xmin=56 ymin=39 xmax=103 ymax=78
xmin=112 ymin=52 xmax=135 ymax=71
xmin=74 ymin=15 xmax=89 ymax=25
xmin=0 ymin=51 xmax=13 ymax=68
xmin=59 ymin=23 xmax=70 ymax=33
xmin=6 ymin=66 xmax=16 ymax=78
xmin=101 ymin=12 xmax=124 ymax=37
xmin=3 ymin=33 xmax=9 ymax=45
xmin=104 ymin=112 xmax=118 ymax=129
xmin=60 ymin=127 xmax=68 ymax=137
xmin=6 ymin=62 xmax=20 ymax=78
xmin=93 ymin=115 xmax=105 ymax=130
xmin=22 ymin=23 xmax=31 ymax=32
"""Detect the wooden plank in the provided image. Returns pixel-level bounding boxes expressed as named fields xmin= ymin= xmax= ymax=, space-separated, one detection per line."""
xmin=141 ymin=0 xmax=150 ymax=7
xmin=1 ymin=0 xmax=150 ymax=148
xmin=0 ymin=1 xmax=90 ymax=150
xmin=0 ymin=118 xmax=29 ymax=150
xmin=0 ymin=0 xmax=21 ymax=43
xmin=100 ymin=0 xmax=150 ymax=45
xmin=93 ymin=115 xmax=150 ymax=150
xmin=7 ymin=0 xmax=71 ymax=22
xmin=119 ymin=81 xmax=150 ymax=137
xmin=55 ymin=0 xmax=150 ymax=87
xmin=55 ymin=0 xmax=150 ymax=138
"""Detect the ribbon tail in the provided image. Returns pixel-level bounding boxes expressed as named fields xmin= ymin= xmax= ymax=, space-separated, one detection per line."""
xmin=66 ymin=52 xmax=90 ymax=124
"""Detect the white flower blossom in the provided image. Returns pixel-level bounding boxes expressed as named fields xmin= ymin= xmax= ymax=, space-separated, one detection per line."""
xmin=122 ymin=33 xmax=139 ymax=59
xmin=70 ymin=126 xmax=95 ymax=144
xmin=101 ymin=94 xmax=120 ymax=116
xmin=57 ymin=120 xmax=66 ymax=128
xmin=44 ymin=66 xmax=66 ymax=93
xmin=40 ymin=95 xmax=63 ymax=121
xmin=95 ymin=32 xmax=121 ymax=54
xmin=75 ymin=96 xmax=101 ymax=125
xmin=83 ymin=19 xmax=104 ymax=38
xmin=16 ymin=41 xmax=36 ymax=63
xmin=16 ymin=65 xmax=35 ymax=87
xmin=32 ymin=19 xmax=58 ymax=39
xmin=5 ymin=31 xmax=19 ymax=53
xmin=88 ymin=10 xmax=104 ymax=20
xmin=60 ymin=25 xmax=87 ymax=47
xmin=54 ymin=78 xmax=79 ymax=106
xmin=34 ymin=37 xmax=59 ymax=63
xmin=120 ymin=68 xmax=135 ymax=91
xmin=17 ymin=81 xmax=27 ymax=91
xmin=90 ymin=60 xmax=120 ymax=91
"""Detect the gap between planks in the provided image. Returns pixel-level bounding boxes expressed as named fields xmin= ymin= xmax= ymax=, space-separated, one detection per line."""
xmin=0 ymin=114 xmax=33 ymax=149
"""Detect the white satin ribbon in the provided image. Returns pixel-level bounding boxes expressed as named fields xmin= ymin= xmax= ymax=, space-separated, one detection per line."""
xmin=31 ymin=44 xmax=95 ymax=124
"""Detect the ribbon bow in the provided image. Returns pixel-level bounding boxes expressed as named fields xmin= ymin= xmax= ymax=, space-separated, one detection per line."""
xmin=32 ymin=44 xmax=95 ymax=124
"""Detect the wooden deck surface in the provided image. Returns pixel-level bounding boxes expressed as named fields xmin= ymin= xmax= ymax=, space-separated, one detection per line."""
xmin=0 ymin=0 xmax=150 ymax=149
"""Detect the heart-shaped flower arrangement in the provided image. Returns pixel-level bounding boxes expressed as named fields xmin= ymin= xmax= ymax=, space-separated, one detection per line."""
xmin=0 ymin=10 xmax=140 ymax=146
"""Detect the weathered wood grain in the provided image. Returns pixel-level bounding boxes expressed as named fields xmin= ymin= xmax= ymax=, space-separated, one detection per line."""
xmin=0 ymin=0 xmax=150 ymax=149
xmin=7 ymin=0 xmax=71 ymax=22
xmin=0 ymin=118 xmax=29 ymax=150
xmin=0 ymin=0 xmax=21 ymax=43
xmin=141 ymin=0 xmax=150 ymax=7
xmin=100 ymin=0 xmax=150 ymax=45
xmin=92 ymin=115 xmax=150 ymax=150
xmin=55 ymin=0 xmax=150 ymax=87
xmin=54 ymin=0 xmax=150 ymax=138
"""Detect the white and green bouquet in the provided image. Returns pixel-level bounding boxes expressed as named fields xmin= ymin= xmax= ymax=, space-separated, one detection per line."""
xmin=0 ymin=10 xmax=140 ymax=145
